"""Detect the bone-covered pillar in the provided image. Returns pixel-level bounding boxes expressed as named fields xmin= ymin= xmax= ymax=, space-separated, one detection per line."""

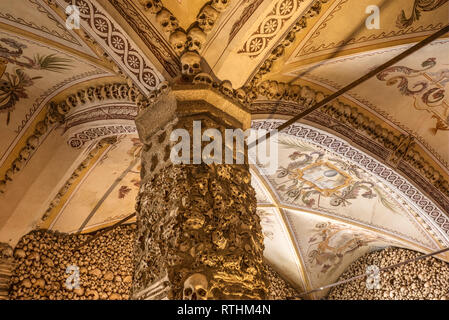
xmin=131 ymin=83 xmax=267 ymax=300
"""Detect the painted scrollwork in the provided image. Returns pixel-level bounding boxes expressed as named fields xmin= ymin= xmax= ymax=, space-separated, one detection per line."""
xmin=396 ymin=0 xmax=448 ymax=28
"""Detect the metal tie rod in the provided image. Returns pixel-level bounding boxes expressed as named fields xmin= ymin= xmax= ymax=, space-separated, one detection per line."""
xmin=248 ymin=24 xmax=449 ymax=150
xmin=289 ymin=246 xmax=449 ymax=299
xmin=73 ymin=212 xmax=136 ymax=251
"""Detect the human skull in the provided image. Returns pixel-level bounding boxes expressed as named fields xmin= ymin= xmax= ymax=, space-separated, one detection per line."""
xmin=275 ymin=82 xmax=286 ymax=100
xmin=258 ymin=80 xmax=270 ymax=96
xmin=94 ymin=86 xmax=104 ymax=100
xmin=193 ymin=72 xmax=213 ymax=86
xmin=266 ymin=81 xmax=278 ymax=99
xmin=211 ymin=0 xmax=230 ymax=12
xmin=169 ymin=30 xmax=187 ymax=55
xmin=19 ymin=146 xmax=31 ymax=161
xmin=65 ymin=94 xmax=78 ymax=110
xmin=57 ymin=101 xmax=70 ymax=115
xmin=0 ymin=243 xmax=12 ymax=258
xmin=34 ymin=121 xmax=47 ymax=137
xmin=300 ymin=86 xmax=316 ymax=106
xmin=180 ymin=52 xmax=201 ymax=76
xmin=187 ymin=27 xmax=206 ymax=52
xmin=287 ymin=85 xmax=301 ymax=101
xmin=111 ymin=83 xmax=121 ymax=99
xmin=197 ymin=5 xmax=219 ymax=33
xmin=156 ymin=9 xmax=178 ymax=34
xmin=4 ymin=168 xmax=14 ymax=181
xmin=86 ymin=87 xmax=96 ymax=102
xmin=12 ymin=158 xmax=25 ymax=173
xmin=26 ymin=135 xmax=39 ymax=150
xmin=282 ymin=31 xmax=296 ymax=47
xmin=141 ymin=0 xmax=162 ymax=14
xmin=269 ymin=45 xmax=284 ymax=60
xmin=119 ymin=84 xmax=129 ymax=98
xmin=234 ymin=88 xmax=247 ymax=104
xmin=157 ymin=81 xmax=170 ymax=94
xmin=220 ymin=80 xmax=233 ymax=97
xmin=183 ymin=273 xmax=208 ymax=300
xmin=78 ymin=88 xmax=90 ymax=104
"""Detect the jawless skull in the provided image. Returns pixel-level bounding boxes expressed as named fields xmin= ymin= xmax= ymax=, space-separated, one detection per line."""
xmin=211 ymin=0 xmax=230 ymax=12
xmin=180 ymin=52 xmax=201 ymax=76
xmin=183 ymin=273 xmax=208 ymax=300
xmin=156 ymin=9 xmax=179 ymax=33
xmin=169 ymin=30 xmax=187 ymax=55
xmin=187 ymin=27 xmax=206 ymax=52
xmin=197 ymin=5 xmax=219 ymax=33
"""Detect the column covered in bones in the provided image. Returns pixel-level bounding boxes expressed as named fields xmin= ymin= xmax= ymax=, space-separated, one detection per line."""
xmin=131 ymin=83 xmax=267 ymax=300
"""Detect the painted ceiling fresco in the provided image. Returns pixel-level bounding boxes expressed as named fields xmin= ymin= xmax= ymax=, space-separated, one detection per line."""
xmin=0 ymin=31 xmax=106 ymax=148
xmin=0 ymin=0 xmax=96 ymax=55
xmin=0 ymin=0 xmax=448 ymax=299
xmin=282 ymin=40 xmax=449 ymax=170
xmin=269 ymin=133 xmax=438 ymax=249
xmin=286 ymin=0 xmax=449 ymax=65
xmin=249 ymin=121 xmax=448 ymax=297
xmin=49 ymin=134 xmax=141 ymax=233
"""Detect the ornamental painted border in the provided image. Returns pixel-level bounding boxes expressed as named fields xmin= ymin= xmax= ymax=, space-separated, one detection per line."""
xmin=67 ymin=125 xmax=137 ymax=148
xmin=252 ymin=119 xmax=449 ymax=246
xmin=61 ymin=0 xmax=164 ymax=93
xmin=238 ymin=0 xmax=303 ymax=57
xmin=63 ymin=104 xmax=138 ymax=132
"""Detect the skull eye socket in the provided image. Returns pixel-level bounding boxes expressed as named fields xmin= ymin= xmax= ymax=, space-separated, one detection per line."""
xmin=183 ymin=64 xmax=189 ymax=70
xmin=184 ymin=288 xmax=193 ymax=296
xmin=193 ymin=63 xmax=200 ymax=69
xmin=197 ymin=288 xmax=207 ymax=297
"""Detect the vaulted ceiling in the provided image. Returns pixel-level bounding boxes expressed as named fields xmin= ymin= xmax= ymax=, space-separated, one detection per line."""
xmin=0 ymin=0 xmax=448 ymax=299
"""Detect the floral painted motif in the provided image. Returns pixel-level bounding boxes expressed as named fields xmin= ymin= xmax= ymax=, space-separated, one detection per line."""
xmin=0 ymin=38 xmax=71 ymax=124
xmin=0 ymin=68 xmax=41 ymax=124
xmin=396 ymin=0 xmax=448 ymax=28
xmin=118 ymin=185 xmax=132 ymax=199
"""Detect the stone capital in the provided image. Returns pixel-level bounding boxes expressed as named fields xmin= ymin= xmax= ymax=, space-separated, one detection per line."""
xmin=135 ymin=84 xmax=251 ymax=144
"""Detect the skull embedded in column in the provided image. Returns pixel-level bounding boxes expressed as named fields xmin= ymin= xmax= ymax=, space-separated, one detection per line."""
xmin=197 ymin=5 xmax=219 ymax=33
xmin=180 ymin=52 xmax=201 ymax=76
xmin=156 ymin=9 xmax=179 ymax=33
xmin=183 ymin=273 xmax=208 ymax=300
xmin=211 ymin=0 xmax=230 ymax=12
xmin=169 ymin=30 xmax=187 ymax=55
xmin=187 ymin=27 xmax=206 ymax=52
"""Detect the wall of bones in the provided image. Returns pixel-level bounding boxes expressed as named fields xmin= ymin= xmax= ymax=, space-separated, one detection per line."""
xmin=328 ymin=247 xmax=449 ymax=300
xmin=7 ymin=224 xmax=299 ymax=300
xmin=5 ymin=223 xmax=449 ymax=300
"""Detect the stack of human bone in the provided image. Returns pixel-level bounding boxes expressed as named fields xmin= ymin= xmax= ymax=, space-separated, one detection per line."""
xmin=9 ymin=225 xmax=135 ymax=300
xmin=328 ymin=247 xmax=449 ymax=300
